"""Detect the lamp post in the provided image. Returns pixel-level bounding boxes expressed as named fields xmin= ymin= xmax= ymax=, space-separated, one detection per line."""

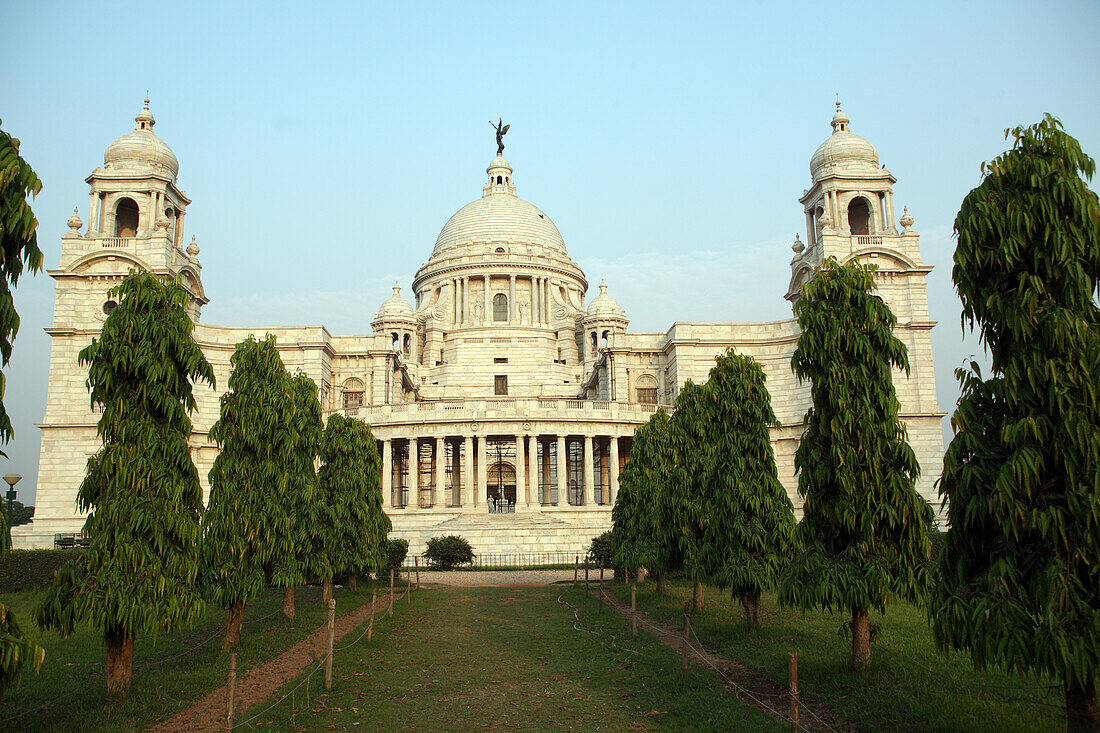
xmin=3 ymin=473 xmax=21 ymax=529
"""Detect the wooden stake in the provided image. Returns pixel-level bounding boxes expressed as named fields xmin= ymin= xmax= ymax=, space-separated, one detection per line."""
xmin=681 ymin=600 xmax=691 ymax=675
xmin=631 ymin=581 xmax=637 ymax=637
xmin=573 ymin=556 xmax=578 ymax=585
xmin=598 ymin=564 xmax=604 ymax=613
xmin=415 ymin=556 xmax=420 ymax=589
xmin=225 ymin=652 xmax=237 ymax=731
xmin=789 ymin=652 xmax=800 ymax=733
xmin=584 ymin=557 xmax=589 ymax=593
xmin=324 ymin=598 xmax=336 ymax=690
xmin=406 ymin=577 xmax=411 ymax=603
xmin=368 ymin=588 xmax=376 ymax=642
xmin=389 ymin=568 xmax=394 ymax=616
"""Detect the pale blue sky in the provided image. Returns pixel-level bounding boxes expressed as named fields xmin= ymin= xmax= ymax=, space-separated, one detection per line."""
xmin=2 ymin=1 xmax=1098 ymax=503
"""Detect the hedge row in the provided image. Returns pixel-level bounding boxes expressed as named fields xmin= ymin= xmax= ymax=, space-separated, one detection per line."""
xmin=0 ymin=549 xmax=82 ymax=592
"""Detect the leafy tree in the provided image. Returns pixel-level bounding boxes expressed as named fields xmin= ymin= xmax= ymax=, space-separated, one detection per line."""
xmin=278 ymin=372 xmax=322 ymax=618
xmin=423 ymin=535 xmax=474 ymax=570
xmin=931 ymin=115 xmax=1100 ymax=731
xmin=316 ymin=414 xmax=390 ymax=598
xmin=202 ymin=335 xmax=295 ymax=646
xmin=612 ymin=408 xmax=678 ymax=595
xmin=668 ymin=380 xmax=711 ymax=611
xmin=587 ymin=530 xmax=614 ymax=569
xmin=36 ymin=272 xmax=214 ymax=694
xmin=705 ymin=349 xmax=795 ymax=628
xmin=779 ymin=257 xmax=933 ymax=669
xmin=6 ymin=500 xmax=32 ymax=527
xmin=0 ymin=121 xmax=46 ymax=695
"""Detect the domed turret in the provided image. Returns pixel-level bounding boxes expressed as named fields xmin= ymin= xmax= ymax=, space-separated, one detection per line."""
xmin=103 ymin=99 xmax=179 ymax=179
xmin=809 ymin=103 xmax=879 ymax=181
xmin=587 ymin=281 xmax=625 ymax=318
xmin=374 ymin=282 xmax=415 ymax=320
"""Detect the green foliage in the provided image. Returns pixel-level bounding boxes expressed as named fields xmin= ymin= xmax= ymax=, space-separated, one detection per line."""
xmin=6 ymin=500 xmax=32 ymax=527
xmin=780 ymin=258 xmax=932 ymax=617
xmin=382 ymin=538 xmax=409 ymax=573
xmin=423 ymin=535 xmax=475 ymax=570
xmin=277 ymin=372 xmax=322 ymax=589
xmin=0 ymin=549 xmax=80 ymax=592
xmin=35 ymin=272 xmax=214 ymax=649
xmin=587 ymin=531 xmax=614 ymax=568
xmin=0 ymin=121 xmax=45 ymax=695
xmin=611 ymin=408 xmax=679 ymax=575
xmin=696 ymin=350 xmax=795 ymax=600
xmin=315 ymin=414 xmax=390 ymax=580
xmin=201 ymin=335 xmax=295 ymax=609
xmin=932 ymin=116 xmax=1100 ymax=697
xmin=0 ymin=122 xmax=44 ymax=454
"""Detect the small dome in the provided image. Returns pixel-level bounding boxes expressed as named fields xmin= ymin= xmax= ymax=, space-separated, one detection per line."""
xmin=810 ymin=103 xmax=878 ymax=181
xmin=375 ymin=282 xmax=414 ymax=320
xmin=104 ymin=100 xmax=179 ymax=179
xmin=587 ymin=280 xmax=624 ymax=317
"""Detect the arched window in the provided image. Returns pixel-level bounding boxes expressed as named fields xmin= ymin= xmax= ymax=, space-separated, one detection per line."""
xmin=848 ymin=197 xmax=872 ymax=236
xmin=391 ymin=332 xmax=399 ymax=349
xmin=493 ymin=293 xmax=507 ymax=321
xmin=496 ymin=175 xmax=502 ymax=184
xmin=590 ymin=332 xmax=597 ymax=355
xmin=114 ymin=197 xmax=139 ymax=237
xmin=402 ymin=333 xmax=411 ymax=354
xmin=342 ymin=378 xmax=364 ymax=410
xmin=601 ymin=330 xmax=609 ymax=348
xmin=635 ymin=374 xmax=658 ymax=405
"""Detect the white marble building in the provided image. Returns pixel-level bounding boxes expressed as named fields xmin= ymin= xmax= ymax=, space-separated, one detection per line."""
xmin=15 ymin=102 xmax=944 ymax=555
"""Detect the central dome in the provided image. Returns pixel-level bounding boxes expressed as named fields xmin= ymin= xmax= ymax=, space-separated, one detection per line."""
xmin=103 ymin=100 xmax=179 ymax=180
xmin=432 ymin=154 xmax=567 ymax=256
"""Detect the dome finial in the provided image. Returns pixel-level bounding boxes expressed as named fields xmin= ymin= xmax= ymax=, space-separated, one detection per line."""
xmin=831 ymin=100 xmax=849 ymax=134
xmin=135 ymin=98 xmax=155 ymax=131
xmin=393 ymin=281 xmax=401 ymax=296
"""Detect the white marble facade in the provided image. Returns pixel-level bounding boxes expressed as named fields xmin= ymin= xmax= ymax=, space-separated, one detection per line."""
xmin=14 ymin=102 xmax=945 ymax=555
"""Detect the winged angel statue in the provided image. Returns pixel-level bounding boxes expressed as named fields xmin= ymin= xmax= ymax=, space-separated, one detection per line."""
xmin=492 ymin=119 xmax=510 ymax=155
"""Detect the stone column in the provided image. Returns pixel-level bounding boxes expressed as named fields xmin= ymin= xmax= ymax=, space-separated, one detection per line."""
xmin=556 ymin=435 xmax=567 ymax=507
xmin=434 ymin=436 xmax=445 ymax=508
xmin=462 ymin=276 xmax=469 ymax=324
xmin=463 ymin=435 xmax=474 ymax=507
xmin=609 ymin=437 xmax=620 ymax=505
xmin=382 ymin=439 xmax=393 ymax=508
xmin=885 ymin=191 xmax=896 ymax=231
xmin=515 ymin=433 xmax=526 ymax=508
xmin=483 ymin=275 xmax=490 ymax=323
xmin=599 ymin=440 xmax=610 ymax=504
xmin=409 ymin=437 xmax=420 ymax=509
xmin=477 ymin=435 xmax=487 ymax=508
xmin=805 ymin=210 xmax=815 ymax=246
xmin=509 ymin=274 xmax=516 ymax=323
xmin=527 ymin=435 xmax=538 ymax=508
xmin=583 ymin=435 xmax=595 ymax=506
xmin=88 ymin=193 xmax=98 ymax=235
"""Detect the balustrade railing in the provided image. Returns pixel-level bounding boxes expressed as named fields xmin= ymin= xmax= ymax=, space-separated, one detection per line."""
xmin=101 ymin=237 xmax=135 ymax=249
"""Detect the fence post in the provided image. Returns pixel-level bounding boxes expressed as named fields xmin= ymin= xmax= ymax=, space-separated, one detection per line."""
xmin=415 ymin=556 xmax=420 ymax=590
xmin=406 ymin=576 xmax=411 ymax=603
xmin=226 ymin=652 xmax=237 ymax=731
xmin=598 ymin=563 xmax=604 ymax=613
xmin=573 ymin=556 xmax=578 ymax=585
xmin=631 ymin=581 xmax=637 ymax=637
xmin=681 ymin=600 xmax=691 ymax=675
xmin=389 ymin=568 xmax=394 ymax=616
xmin=368 ymin=588 xmax=377 ymax=642
xmin=324 ymin=598 xmax=336 ymax=690
xmin=789 ymin=652 xmax=800 ymax=733
xmin=584 ymin=557 xmax=589 ymax=593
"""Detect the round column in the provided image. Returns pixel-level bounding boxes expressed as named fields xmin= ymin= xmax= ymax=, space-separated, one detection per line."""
xmin=555 ymin=435 xmax=567 ymax=507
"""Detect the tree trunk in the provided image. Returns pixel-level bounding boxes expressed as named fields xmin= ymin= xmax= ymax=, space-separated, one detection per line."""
xmin=225 ymin=601 xmax=245 ymax=648
xmin=105 ymin=627 xmax=134 ymax=696
xmin=656 ymin=570 xmax=666 ymax=596
xmin=283 ymin=587 xmax=295 ymax=620
xmin=739 ymin=592 xmax=762 ymax=629
xmin=636 ymin=567 xmax=646 ymax=583
xmin=349 ymin=573 xmax=358 ymax=592
xmin=851 ymin=607 xmax=871 ymax=670
xmin=322 ymin=577 xmax=333 ymax=606
xmin=1065 ymin=674 xmax=1099 ymax=733
xmin=692 ymin=580 xmax=705 ymax=612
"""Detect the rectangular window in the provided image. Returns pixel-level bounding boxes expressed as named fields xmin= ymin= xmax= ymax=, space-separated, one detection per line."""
xmin=636 ymin=387 xmax=657 ymax=405
xmin=494 ymin=375 xmax=508 ymax=395
xmin=343 ymin=391 xmax=364 ymax=408
xmin=494 ymin=357 xmax=508 ymax=363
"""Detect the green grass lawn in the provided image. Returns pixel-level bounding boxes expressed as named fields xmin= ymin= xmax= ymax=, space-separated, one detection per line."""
xmin=236 ymin=584 xmax=787 ymax=732
xmin=607 ymin=580 xmax=1066 ymax=733
xmin=0 ymin=583 xmax=378 ymax=733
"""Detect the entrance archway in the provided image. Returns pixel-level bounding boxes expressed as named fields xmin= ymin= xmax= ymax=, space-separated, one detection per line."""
xmin=487 ymin=462 xmax=516 ymax=513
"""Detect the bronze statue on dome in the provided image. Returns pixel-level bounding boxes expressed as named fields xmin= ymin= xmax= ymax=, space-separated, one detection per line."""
xmin=492 ymin=118 xmax=510 ymax=155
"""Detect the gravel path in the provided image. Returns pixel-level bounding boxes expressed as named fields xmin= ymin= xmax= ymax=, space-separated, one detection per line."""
xmin=412 ymin=569 xmax=577 ymax=586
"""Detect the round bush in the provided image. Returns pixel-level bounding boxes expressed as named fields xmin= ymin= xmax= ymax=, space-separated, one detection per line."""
xmin=423 ymin=535 xmax=474 ymax=570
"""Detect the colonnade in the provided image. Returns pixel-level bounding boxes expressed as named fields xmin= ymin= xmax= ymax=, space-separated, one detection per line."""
xmin=379 ymin=433 xmax=622 ymax=511
xmin=447 ymin=274 xmax=553 ymax=326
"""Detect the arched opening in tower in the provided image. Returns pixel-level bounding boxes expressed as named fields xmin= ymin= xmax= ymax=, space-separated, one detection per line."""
xmin=114 ymin=197 xmax=139 ymax=237
xmin=848 ymin=197 xmax=872 ymax=235
xmin=493 ymin=293 xmax=508 ymax=321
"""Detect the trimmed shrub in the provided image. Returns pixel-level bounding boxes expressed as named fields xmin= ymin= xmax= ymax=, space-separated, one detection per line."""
xmin=0 ymin=550 xmax=82 ymax=592
xmin=588 ymin=531 xmax=615 ymax=569
xmin=382 ymin=538 xmax=409 ymax=574
xmin=423 ymin=536 xmax=474 ymax=570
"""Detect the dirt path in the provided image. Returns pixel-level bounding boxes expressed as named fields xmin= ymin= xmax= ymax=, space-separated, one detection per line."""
xmin=591 ymin=586 xmax=857 ymax=733
xmin=153 ymin=590 xmax=397 ymax=732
